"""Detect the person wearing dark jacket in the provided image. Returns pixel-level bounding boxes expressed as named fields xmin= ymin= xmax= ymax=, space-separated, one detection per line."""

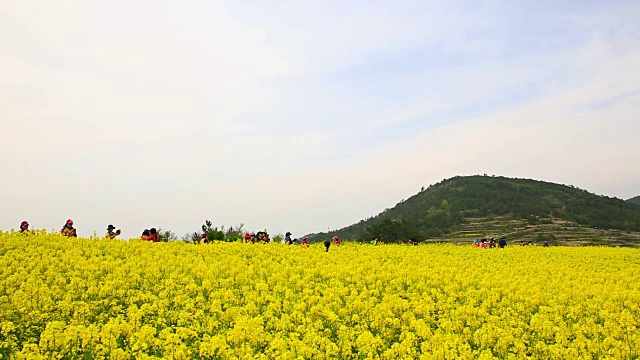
xmin=498 ymin=237 xmax=507 ymax=248
xmin=323 ymin=239 xmax=331 ymax=252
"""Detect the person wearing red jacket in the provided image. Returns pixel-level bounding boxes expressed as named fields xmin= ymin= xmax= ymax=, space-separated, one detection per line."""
xmin=301 ymin=236 xmax=309 ymax=247
xmin=148 ymin=228 xmax=159 ymax=242
xmin=61 ymin=219 xmax=77 ymax=237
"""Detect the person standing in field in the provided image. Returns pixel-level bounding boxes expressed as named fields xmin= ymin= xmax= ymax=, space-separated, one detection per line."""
xmin=148 ymin=228 xmax=159 ymax=242
xmin=499 ymin=236 xmax=507 ymax=248
xmin=20 ymin=221 xmax=30 ymax=233
xmin=324 ymin=239 xmax=331 ymax=252
xmin=141 ymin=229 xmax=151 ymax=241
xmin=244 ymin=232 xmax=251 ymax=243
xmin=105 ymin=225 xmax=121 ymax=239
xmin=257 ymin=229 xmax=269 ymax=243
xmin=61 ymin=219 xmax=77 ymax=237
xmin=332 ymin=236 xmax=341 ymax=246
xmin=301 ymin=236 xmax=309 ymax=247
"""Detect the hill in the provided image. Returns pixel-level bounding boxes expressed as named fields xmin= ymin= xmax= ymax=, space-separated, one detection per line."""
xmin=314 ymin=176 xmax=640 ymax=246
xmin=628 ymin=196 xmax=640 ymax=205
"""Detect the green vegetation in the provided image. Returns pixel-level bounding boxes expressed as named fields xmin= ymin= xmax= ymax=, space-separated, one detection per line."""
xmin=628 ymin=195 xmax=640 ymax=206
xmin=182 ymin=220 xmax=245 ymax=243
xmin=315 ymin=175 xmax=640 ymax=244
xmin=363 ymin=219 xmax=421 ymax=243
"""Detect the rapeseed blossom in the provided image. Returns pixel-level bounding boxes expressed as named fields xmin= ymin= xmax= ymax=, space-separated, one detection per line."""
xmin=0 ymin=231 xmax=638 ymax=359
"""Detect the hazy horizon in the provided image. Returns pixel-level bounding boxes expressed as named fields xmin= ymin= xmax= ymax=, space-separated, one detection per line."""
xmin=2 ymin=1 xmax=639 ymax=239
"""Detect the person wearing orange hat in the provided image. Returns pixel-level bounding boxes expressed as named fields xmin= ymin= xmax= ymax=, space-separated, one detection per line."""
xmin=61 ymin=219 xmax=77 ymax=237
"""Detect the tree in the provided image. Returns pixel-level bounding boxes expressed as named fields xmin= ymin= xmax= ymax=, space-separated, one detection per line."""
xmin=363 ymin=219 xmax=421 ymax=243
xmin=181 ymin=232 xmax=200 ymax=244
xmin=207 ymin=231 xmax=224 ymax=242
xmin=273 ymin=234 xmax=284 ymax=243
xmin=224 ymin=223 xmax=245 ymax=242
xmin=202 ymin=220 xmax=214 ymax=235
xmin=157 ymin=227 xmax=178 ymax=242
xmin=199 ymin=220 xmax=244 ymax=243
xmin=201 ymin=220 xmax=221 ymax=243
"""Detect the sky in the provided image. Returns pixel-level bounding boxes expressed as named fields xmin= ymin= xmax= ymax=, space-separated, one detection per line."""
xmin=1 ymin=0 xmax=639 ymax=239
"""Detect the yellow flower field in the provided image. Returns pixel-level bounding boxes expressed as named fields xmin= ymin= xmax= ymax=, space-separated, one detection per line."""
xmin=0 ymin=231 xmax=639 ymax=359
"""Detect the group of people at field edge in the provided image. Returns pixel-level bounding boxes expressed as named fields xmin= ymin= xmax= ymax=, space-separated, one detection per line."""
xmin=473 ymin=236 xmax=507 ymax=248
xmin=237 ymin=230 xmax=271 ymax=244
xmin=237 ymin=230 xmax=312 ymax=247
xmin=319 ymin=236 xmax=342 ymax=252
xmin=18 ymin=219 xmax=135 ymax=241
xmin=18 ymin=220 xmax=444 ymax=247
xmin=281 ymin=232 xmax=312 ymax=246
xmin=141 ymin=228 xmax=160 ymax=242
xmin=17 ymin=220 xmax=319 ymax=246
xmin=19 ymin=218 xmax=80 ymax=237
xmin=13 ymin=221 xmax=534 ymax=249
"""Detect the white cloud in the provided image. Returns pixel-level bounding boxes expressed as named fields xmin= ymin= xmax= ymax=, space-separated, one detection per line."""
xmin=1 ymin=0 xmax=639 ymax=238
xmin=1 ymin=0 xmax=290 ymax=152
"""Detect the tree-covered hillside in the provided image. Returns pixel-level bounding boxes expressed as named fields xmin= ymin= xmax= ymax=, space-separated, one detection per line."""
xmin=628 ymin=196 xmax=640 ymax=205
xmin=316 ymin=176 xmax=640 ymax=242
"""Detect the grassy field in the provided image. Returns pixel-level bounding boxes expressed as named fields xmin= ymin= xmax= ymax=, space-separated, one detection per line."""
xmin=1 ymin=231 xmax=639 ymax=359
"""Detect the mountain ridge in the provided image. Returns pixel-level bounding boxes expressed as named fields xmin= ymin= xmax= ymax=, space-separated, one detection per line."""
xmin=312 ymin=175 xmax=640 ymax=245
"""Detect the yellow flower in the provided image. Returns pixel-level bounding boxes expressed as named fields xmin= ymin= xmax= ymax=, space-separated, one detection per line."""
xmin=0 ymin=232 xmax=639 ymax=358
